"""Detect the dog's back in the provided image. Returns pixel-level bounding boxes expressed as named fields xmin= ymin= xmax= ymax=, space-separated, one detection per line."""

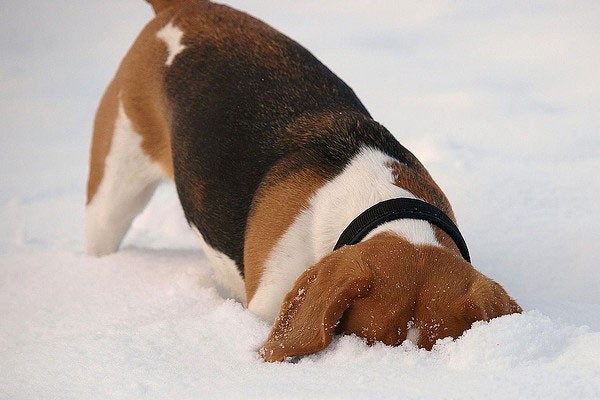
xmin=123 ymin=2 xmax=427 ymax=264
xmin=165 ymin=1 xmax=372 ymax=269
xmin=87 ymin=0 xmax=433 ymax=284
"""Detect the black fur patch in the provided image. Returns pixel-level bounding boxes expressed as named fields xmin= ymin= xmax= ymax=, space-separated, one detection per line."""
xmin=165 ymin=4 xmax=422 ymax=274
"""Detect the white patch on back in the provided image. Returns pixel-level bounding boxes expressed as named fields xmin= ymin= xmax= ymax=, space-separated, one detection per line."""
xmin=190 ymin=224 xmax=247 ymax=305
xmin=248 ymin=147 xmax=440 ymax=322
xmin=156 ymin=21 xmax=186 ymax=66
xmin=86 ymin=98 xmax=164 ymax=256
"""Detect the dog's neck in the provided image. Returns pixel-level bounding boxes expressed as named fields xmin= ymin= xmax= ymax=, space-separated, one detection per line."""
xmin=247 ymin=146 xmax=448 ymax=322
xmin=309 ymin=147 xmax=441 ymax=257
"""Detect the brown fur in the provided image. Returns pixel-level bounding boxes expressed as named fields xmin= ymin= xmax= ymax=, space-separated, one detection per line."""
xmin=261 ymin=246 xmax=374 ymax=361
xmin=87 ymin=10 xmax=176 ymax=204
xmin=146 ymin=0 xmax=193 ymax=14
xmin=388 ymin=161 xmax=455 ymax=220
xmin=87 ymin=80 xmax=119 ymax=204
xmin=388 ymin=161 xmax=462 ymax=254
xmin=244 ymin=168 xmax=326 ymax=303
xmin=261 ymin=233 xmax=521 ymax=361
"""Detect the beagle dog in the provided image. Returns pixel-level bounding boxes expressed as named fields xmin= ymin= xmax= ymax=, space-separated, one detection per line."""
xmin=86 ymin=0 xmax=521 ymax=362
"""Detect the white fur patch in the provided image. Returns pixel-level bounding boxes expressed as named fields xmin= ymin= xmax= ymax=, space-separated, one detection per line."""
xmin=86 ymin=98 xmax=164 ymax=256
xmin=365 ymin=219 xmax=438 ymax=246
xmin=247 ymin=209 xmax=314 ymax=321
xmin=190 ymin=225 xmax=247 ymax=305
xmin=406 ymin=327 xmax=421 ymax=345
xmin=156 ymin=21 xmax=186 ymax=66
xmin=248 ymin=147 xmax=440 ymax=322
xmin=311 ymin=147 xmax=439 ymax=255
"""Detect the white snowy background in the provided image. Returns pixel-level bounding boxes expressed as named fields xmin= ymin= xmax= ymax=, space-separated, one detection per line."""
xmin=1 ymin=1 xmax=599 ymax=398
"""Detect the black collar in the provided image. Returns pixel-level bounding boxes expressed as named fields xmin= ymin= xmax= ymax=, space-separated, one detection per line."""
xmin=333 ymin=198 xmax=471 ymax=263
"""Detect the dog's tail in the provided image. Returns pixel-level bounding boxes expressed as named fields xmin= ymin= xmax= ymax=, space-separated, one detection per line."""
xmin=145 ymin=0 xmax=203 ymax=15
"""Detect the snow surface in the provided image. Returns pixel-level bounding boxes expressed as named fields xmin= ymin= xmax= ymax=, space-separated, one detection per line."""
xmin=1 ymin=1 xmax=599 ymax=398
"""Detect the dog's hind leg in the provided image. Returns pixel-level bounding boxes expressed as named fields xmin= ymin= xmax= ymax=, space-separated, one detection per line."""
xmin=85 ymin=81 xmax=169 ymax=256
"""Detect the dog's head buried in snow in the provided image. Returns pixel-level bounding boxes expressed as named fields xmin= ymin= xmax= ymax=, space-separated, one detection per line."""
xmin=86 ymin=0 xmax=522 ymax=362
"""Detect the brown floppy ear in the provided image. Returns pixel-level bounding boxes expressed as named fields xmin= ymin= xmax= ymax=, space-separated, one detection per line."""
xmin=415 ymin=270 xmax=522 ymax=350
xmin=260 ymin=252 xmax=373 ymax=362
xmin=465 ymin=274 xmax=522 ymax=323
